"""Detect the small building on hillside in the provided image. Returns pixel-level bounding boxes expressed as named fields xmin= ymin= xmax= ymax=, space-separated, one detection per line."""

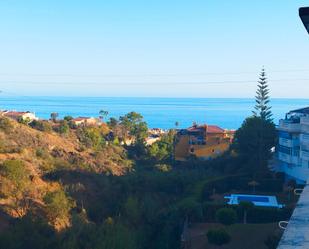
xmin=1 ymin=111 xmax=38 ymax=122
xmin=71 ymin=117 xmax=98 ymax=126
xmin=174 ymin=124 xmax=234 ymax=161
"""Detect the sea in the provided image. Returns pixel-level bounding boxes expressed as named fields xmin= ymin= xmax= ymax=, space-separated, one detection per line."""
xmin=0 ymin=96 xmax=308 ymax=129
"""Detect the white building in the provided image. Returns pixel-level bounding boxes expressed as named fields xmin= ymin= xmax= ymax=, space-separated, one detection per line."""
xmin=1 ymin=111 xmax=38 ymax=122
xmin=275 ymin=107 xmax=309 ymax=184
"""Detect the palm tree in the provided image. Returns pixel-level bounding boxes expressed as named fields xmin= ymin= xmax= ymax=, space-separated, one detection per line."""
xmin=99 ymin=110 xmax=109 ymax=122
xmin=50 ymin=112 xmax=59 ymax=122
xmin=239 ymin=201 xmax=254 ymax=224
xmin=248 ymin=180 xmax=260 ymax=194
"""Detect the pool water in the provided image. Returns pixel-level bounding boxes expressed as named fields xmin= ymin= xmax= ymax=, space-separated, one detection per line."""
xmin=224 ymin=194 xmax=284 ymax=208
xmin=237 ymin=196 xmax=269 ymax=203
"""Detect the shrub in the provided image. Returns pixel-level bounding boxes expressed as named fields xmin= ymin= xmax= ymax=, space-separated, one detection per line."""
xmin=36 ymin=148 xmax=49 ymax=159
xmin=216 ymin=208 xmax=237 ymax=225
xmin=55 ymin=120 xmax=70 ymax=134
xmin=43 ymin=190 xmax=75 ymax=222
xmin=77 ymin=127 xmax=104 ymax=149
xmin=30 ymin=120 xmax=52 ymax=132
xmin=203 ymin=202 xmax=226 ymax=222
xmin=155 ymin=164 xmax=172 ymax=172
xmin=207 ymin=228 xmax=231 ymax=246
xmin=0 ymin=117 xmax=13 ymax=132
xmin=177 ymin=198 xmax=203 ymax=222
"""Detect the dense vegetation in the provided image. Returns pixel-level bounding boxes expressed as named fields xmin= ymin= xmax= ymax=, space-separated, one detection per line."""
xmin=0 ymin=79 xmax=297 ymax=249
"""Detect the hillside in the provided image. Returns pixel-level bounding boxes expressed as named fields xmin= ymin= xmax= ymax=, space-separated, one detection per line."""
xmin=0 ymin=117 xmax=132 ymax=230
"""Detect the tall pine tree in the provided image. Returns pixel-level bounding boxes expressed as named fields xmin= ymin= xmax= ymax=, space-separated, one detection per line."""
xmin=253 ymin=68 xmax=272 ymax=121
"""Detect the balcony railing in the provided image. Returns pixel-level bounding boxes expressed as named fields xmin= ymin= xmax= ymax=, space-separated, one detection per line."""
xmin=278 ymin=152 xmax=292 ymax=164
xmin=301 ymin=150 xmax=309 ymax=160
xmin=279 ymin=119 xmax=301 ymax=132
xmin=277 ymin=181 xmax=309 ymax=248
xmin=300 ymin=116 xmax=309 ymax=125
xmin=279 ymin=137 xmax=300 ymax=147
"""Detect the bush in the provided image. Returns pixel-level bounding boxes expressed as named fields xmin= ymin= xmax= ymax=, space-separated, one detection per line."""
xmin=216 ymin=208 xmax=237 ymax=225
xmin=177 ymin=198 xmax=203 ymax=222
xmin=155 ymin=164 xmax=172 ymax=172
xmin=203 ymin=202 xmax=226 ymax=222
xmin=77 ymin=127 xmax=104 ymax=149
xmin=43 ymin=190 xmax=75 ymax=222
xmin=207 ymin=228 xmax=231 ymax=246
xmin=54 ymin=120 xmax=70 ymax=134
xmin=0 ymin=117 xmax=13 ymax=132
xmin=30 ymin=120 xmax=52 ymax=132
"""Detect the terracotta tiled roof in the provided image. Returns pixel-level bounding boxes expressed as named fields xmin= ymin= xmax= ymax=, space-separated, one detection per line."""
xmin=187 ymin=125 xmax=225 ymax=134
xmin=4 ymin=111 xmax=29 ymax=118
xmin=207 ymin=125 xmax=225 ymax=134
xmin=72 ymin=117 xmax=92 ymax=121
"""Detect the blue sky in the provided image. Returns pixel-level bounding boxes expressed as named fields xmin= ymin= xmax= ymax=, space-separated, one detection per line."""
xmin=0 ymin=0 xmax=309 ymax=98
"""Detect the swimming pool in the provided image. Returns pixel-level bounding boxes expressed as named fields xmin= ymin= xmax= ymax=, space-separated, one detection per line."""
xmin=224 ymin=194 xmax=284 ymax=208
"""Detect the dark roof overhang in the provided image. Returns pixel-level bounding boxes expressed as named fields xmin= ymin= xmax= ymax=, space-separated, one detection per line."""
xmin=300 ymin=7 xmax=309 ymax=34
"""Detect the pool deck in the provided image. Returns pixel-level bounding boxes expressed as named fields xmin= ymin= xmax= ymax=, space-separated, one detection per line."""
xmin=277 ymin=183 xmax=309 ymax=248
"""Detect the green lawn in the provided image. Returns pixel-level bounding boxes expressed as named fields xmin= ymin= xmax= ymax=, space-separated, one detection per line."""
xmin=188 ymin=223 xmax=282 ymax=249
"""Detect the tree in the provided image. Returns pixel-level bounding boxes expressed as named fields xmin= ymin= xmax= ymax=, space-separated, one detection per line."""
xmin=30 ymin=120 xmax=52 ymax=132
xmin=238 ymin=201 xmax=254 ymax=224
xmin=253 ymin=68 xmax=272 ymax=121
xmin=58 ymin=120 xmax=70 ymax=134
xmin=50 ymin=112 xmax=59 ymax=122
xmin=207 ymin=229 xmax=231 ymax=247
xmin=175 ymin=121 xmax=179 ymax=129
xmin=119 ymin=112 xmax=148 ymax=143
xmin=215 ymin=208 xmax=237 ymax=226
xmin=99 ymin=110 xmax=109 ymax=122
xmin=248 ymin=180 xmax=260 ymax=193
xmin=108 ymin=117 xmax=118 ymax=128
xmin=234 ymin=116 xmax=276 ymax=173
xmin=0 ymin=160 xmax=31 ymax=217
xmin=43 ymin=189 xmax=75 ymax=228
xmin=148 ymin=130 xmax=175 ymax=161
xmin=64 ymin=115 xmax=73 ymax=121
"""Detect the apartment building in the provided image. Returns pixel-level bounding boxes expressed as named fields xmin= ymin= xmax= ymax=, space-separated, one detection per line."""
xmin=275 ymin=107 xmax=309 ymax=183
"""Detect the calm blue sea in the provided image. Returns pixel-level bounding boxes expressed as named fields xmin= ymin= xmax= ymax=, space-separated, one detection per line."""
xmin=0 ymin=96 xmax=308 ymax=129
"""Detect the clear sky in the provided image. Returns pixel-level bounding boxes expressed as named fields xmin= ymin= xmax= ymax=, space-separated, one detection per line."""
xmin=0 ymin=0 xmax=309 ymax=98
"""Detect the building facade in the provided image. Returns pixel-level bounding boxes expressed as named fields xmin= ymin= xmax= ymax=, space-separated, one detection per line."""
xmin=275 ymin=107 xmax=309 ymax=183
xmin=71 ymin=117 xmax=98 ymax=126
xmin=1 ymin=111 xmax=38 ymax=122
xmin=174 ymin=124 xmax=234 ymax=161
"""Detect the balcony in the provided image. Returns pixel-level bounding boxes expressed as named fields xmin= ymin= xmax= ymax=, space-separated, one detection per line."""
xmin=300 ymin=116 xmax=309 ymax=125
xmin=301 ymin=150 xmax=309 ymax=160
xmin=300 ymin=134 xmax=309 ymax=146
xmin=277 ymin=182 xmax=309 ymax=248
xmin=278 ymin=152 xmax=292 ymax=164
xmin=279 ymin=119 xmax=301 ymax=133
xmin=279 ymin=137 xmax=300 ymax=147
